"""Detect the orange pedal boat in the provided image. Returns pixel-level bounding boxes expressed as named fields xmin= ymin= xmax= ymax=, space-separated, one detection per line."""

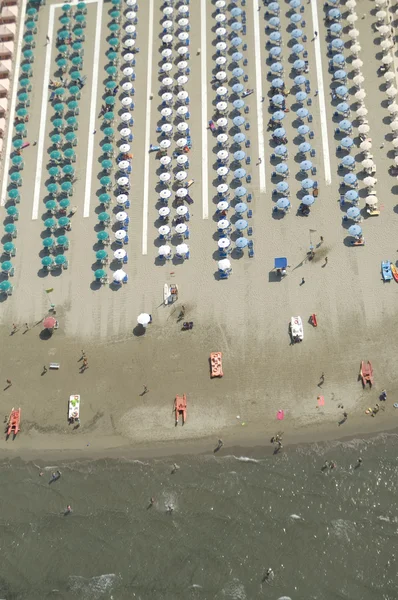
xmin=210 ymin=352 xmax=224 ymax=378
xmin=6 ymin=407 xmax=21 ymax=439
xmin=175 ymin=394 xmax=187 ymax=426
xmin=360 ymin=361 xmax=373 ymax=388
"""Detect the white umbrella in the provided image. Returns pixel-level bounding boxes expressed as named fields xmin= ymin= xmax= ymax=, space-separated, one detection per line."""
xmin=162 ymin=92 xmax=173 ymax=103
xmin=218 ymin=259 xmax=231 ymax=270
xmin=160 ymin=155 xmax=171 ymax=166
xmin=177 ymin=75 xmax=188 ymax=86
xmin=216 ymin=71 xmax=227 ymax=81
xmin=177 ymin=155 xmax=188 ymax=165
xmin=217 ymin=166 xmax=229 ymax=176
xmin=216 ymin=101 xmax=228 ymax=112
xmin=121 ymin=111 xmax=133 ymax=121
xmin=378 ymin=25 xmax=390 ymax=35
xmin=350 ymin=43 xmax=361 ymax=54
xmin=120 ymin=128 xmax=132 ymax=138
xmin=217 ymin=200 xmax=229 ymax=211
xmin=176 ymin=243 xmax=189 ymax=254
xmin=215 ymin=27 xmax=226 ymax=37
xmin=352 ymin=58 xmax=363 ymax=69
xmin=175 ymin=223 xmax=187 ymax=234
xmin=364 ymin=176 xmax=377 ymax=187
xmin=113 ymin=269 xmax=127 ymax=282
xmin=377 ymin=0 xmax=387 ymax=5
xmin=362 ymin=158 xmax=374 ymax=169
xmin=215 ymin=0 xmax=226 ymax=8
xmin=122 ymin=97 xmax=133 ymax=107
xmin=177 ymin=106 xmax=188 ymax=116
xmin=377 ymin=10 xmax=387 ymax=20
xmin=365 ymin=195 xmax=378 ymax=206
xmin=115 ymin=229 xmax=127 ymax=240
xmin=394 ymin=156 xmax=398 ymax=165
xmin=123 ymin=67 xmax=134 ymax=77
xmin=348 ymin=29 xmax=359 ymax=39
xmin=355 ymin=90 xmax=366 ymax=100
xmin=388 ymin=103 xmax=398 ymax=113
xmin=177 ymin=61 xmax=188 ymax=71
xmin=162 ymin=77 xmax=174 ymax=87
xmin=159 ymin=172 xmax=171 ymax=182
xmin=216 ymin=86 xmax=228 ymax=96
xmin=161 ymin=123 xmax=172 ymax=133
xmin=125 ymin=24 xmax=136 ymax=35
xmin=217 ymin=133 xmax=228 ymax=144
xmin=124 ymin=38 xmax=135 ymax=48
xmin=217 ymin=183 xmax=229 ymax=194
xmin=217 ymin=150 xmax=228 ymax=160
xmin=178 ymin=18 xmax=189 ymax=28
xmin=358 ymin=124 xmax=370 ymax=134
xmin=384 ymin=71 xmax=395 ymax=81
xmin=159 ymin=207 xmax=170 ymax=216
xmin=137 ymin=313 xmax=151 ymax=326
xmin=176 ymin=188 xmax=187 ymax=197
xmin=126 ymin=11 xmax=136 ymax=20
xmin=158 ymin=245 xmax=171 ymax=256
xmin=176 ymin=137 xmax=187 ymax=147
xmin=381 ymin=39 xmax=393 ymax=50
xmin=119 ymin=143 xmax=130 ymax=153
xmin=217 ymin=117 xmax=228 ymax=128
xmin=162 ymin=62 xmax=172 ymax=73
xmin=393 ymin=138 xmax=398 ymax=148
xmin=118 ymin=160 xmax=130 ymax=171
xmin=353 ymin=75 xmax=364 ymax=86
xmin=177 ymin=91 xmax=188 ymax=101
xmin=218 ymin=238 xmax=230 ymax=249
xmin=356 ymin=107 xmax=368 ymax=116
xmin=160 ymin=189 xmax=171 ymax=199
xmin=217 ymin=219 xmax=229 ymax=229
xmin=158 ymin=225 xmax=170 ymax=235
xmin=387 ymin=87 xmax=397 ymax=97
xmin=160 ymin=107 xmax=172 ymax=118
xmin=159 ymin=139 xmax=171 ymax=149
xmin=215 ymin=13 xmax=226 ymax=22
xmin=216 ymin=42 xmax=227 ymax=52
xmin=391 ymin=121 xmax=398 ymax=131
xmin=114 ymin=248 xmax=126 ymax=259
xmin=116 ymin=211 xmax=127 ymax=222
xmin=177 ymin=205 xmax=188 ymax=216
xmin=360 ymin=140 xmax=372 ymax=150
xmin=347 ymin=13 xmax=358 ymax=22
xmin=178 ymin=32 xmax=189 ymax=41
xmin=216 ymin=56 xmax=227 ymax=66
xmin=162 ymin=20 xmax=172 ymax=31
xmin=175 ymin=171 xmax=187 ymax=181
xmin=124 ymin=53 xmax=135 ymax=63
xmin=177 ymin=122 xmax=188 ymax=132
xmin=382 ymin=54 xmax=393 ymax=64
xmin=346 ymin=0 xmax=356 ymax=7
xmin=117 ymin=176 xmax=129 ymax=186
xmin=178 ymin=47 xmax=189 ymax=56
xmin=117 ymin=194 xmax=128 ymax=204
xmin=161 ymin=48 xmax=172 ymax=59
xmin=163 ymin=6 xmax=173 ymax=15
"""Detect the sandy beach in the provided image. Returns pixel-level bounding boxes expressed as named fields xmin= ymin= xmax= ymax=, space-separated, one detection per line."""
xmin=0 ymin=0 xmax=398 ymax=461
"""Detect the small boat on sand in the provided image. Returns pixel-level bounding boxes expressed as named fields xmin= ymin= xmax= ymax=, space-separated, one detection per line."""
xmin=174 ymin=394 xmax=187 ymax=426
xmin=6 ymin=407 xmax=20 ymax=439
xmin=391 ymin=263 xmax=398 ymax=283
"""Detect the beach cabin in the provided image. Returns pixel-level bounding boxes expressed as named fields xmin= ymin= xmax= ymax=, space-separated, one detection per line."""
xmin=0 ymin=23 xmax=15 ymax=41
xmin=0 ymin=6 xmax=18 ymax=24
xmin=0 ymin=41 xmax=13 ymax=60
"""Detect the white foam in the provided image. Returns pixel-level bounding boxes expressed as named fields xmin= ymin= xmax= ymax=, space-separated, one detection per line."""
xmin=68 ymin=573 xmax=120 ymax=599
xmin=290 ymin=514 xmax=303 ymax=520
xmin=230 ymin=456 xmax=260 ymax=464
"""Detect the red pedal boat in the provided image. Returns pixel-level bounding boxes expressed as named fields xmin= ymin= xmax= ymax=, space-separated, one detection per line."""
xmin=175 ymin=394 xmax=187 ymax=426
xmin=6 ymin=407 xmax=21 ymax=439
xmin=360 ymin=361 xmax=373 ymax=388
xmin=391 ymin=264 xmax=398 ymax=283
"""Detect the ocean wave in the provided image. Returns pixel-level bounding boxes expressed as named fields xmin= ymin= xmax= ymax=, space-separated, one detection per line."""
xmin=68 ymin=574 xmax=121 ymax=599
xmin=227 ymin=456 xmax=261 ymax=464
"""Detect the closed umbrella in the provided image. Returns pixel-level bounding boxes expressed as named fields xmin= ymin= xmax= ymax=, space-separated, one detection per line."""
xmin=302 ymin=195 xmax=315 ymax=206
xmin=276 ymin=198 xmax=290 ymax=209
xmin=348 ymin=224 xmax=362 ymax=237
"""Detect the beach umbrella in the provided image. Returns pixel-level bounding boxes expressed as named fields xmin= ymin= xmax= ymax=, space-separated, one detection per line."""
xmin=271 ymin=78 xmax=284 ymax=89
xmin=231 ymin=7 xmax=242 ymax=17
xmin=331 ymin=39 xmax=344 ymax=49
xmin=347 ymin=207 xmax=360 ymax=219
xmin=232 ymin=52 xmax=243 ymax=62
xmin=274 ymin=145 xmax=287 ymax=156
xmin=358 ymin=124 xmax=370 ymax=134
xmin=235 ymin=237 xmax=248 ymax=249
xmin=348 ymin=29 xmax=359 ymax=39
xmin=293 ymin=60 xmax=305 ymax=71
xmin=4 ymin=224 xmax=16 ymax=235
xmin=113 ymin=269 xmax=127 ymax=282
xmin=381 ymin=40 xmax=393 ymax=51
xmin=3 ymin=242 xmax=15 ymax=254
xmin=158 ymin=245 xmax=171 ymax=257
xmin=273 ymin=127 xmax=286 ymax=138
xmin=63 ymin=165 xmax=74 ymax=176
xmin=235 ymin=186 xmax=247 ymax=197
xmin=218 ymin=258 xmax=231 ymax=271
xmin=58 ymin=217 xmax=70 ymax=228
xmin=45 ymin=200 xmax=57 ymax=211
xmin=231 ymin=37 xmax=242 ymax=47
xmin=270 ymin=31 xmax=281 ymax=42
xmin=301 ymin=178 xmax=314 ymax=189
xmin=360 ymin=140 xmax=372 ymax=151
xmin=217 ymin=167 xmax=229 ymax=177
xmin=97 ymin=231 xmax=109 ymax=242
xmin=66 ymin=131 xmax=77 ymax=142
xmin=295 ymin=91 xmax=307 ymax=102
xmin=61 ymin=182 xmax=72 ymax=193
xmin=12 ymin=155 xmax=23 ymax=167
xmin=362 ymin=158 xmax=374 ymax=169
xmin=297 ymin=125 xmax=310 ymax=135
xmin=290 ymin=13 xmax=302 ymax=23
xmin=330 ymin=23 xmax=342 ymax=34
xmin=235 ymin=202 xmax=248 ymax=214
xmin=270 ymin=62 xmax=283 ymax=73
xmin=341 ymin=137 xmax=354 ymax=149
xmin=294 ymin=75 xmax=306 ymax=85
xmin=217 ymin=219 xmax=230 ymax=230
xmin=234 ymin=150 xmax=246 ymax=161
xmin=12 ymin=139 xmax=23 ymax=150
xmin=44 ymin=217 xmax=56 ymax=229
xmin=363 ymin=176 xmax=376 ymax=187
xmin=386 ymin=87 xmax=397 ymax=98
xmin=47 ymin=184 xmax=58 ymax=195
xmin=95 ymin=268 xmax=106 ymax=279
xmin=234 ymin=133 xmax=246 ymax=143
xmin=176 ymin=243 xmax=189 ymax=255
xmin=391 ymin=121 xmax=398 ymax=131
xmin=333 ymin=54 xmax=345 ymax=66
xmin=336 ymin=85 xmax=348 ymax=97
xmin=42 ymin=256 xmax=54 ymax=268
xmin=270 ymin=47 xmax=282 ymax=58
xmin=352 ymin=58 xmax=363 ymax=70
xmin=328 ymin=8 xmax=341 ymax=19
xmin=8 ymin=189 xmax=19 ymax=200
xmin=300 ymin=160 xmax=312 ymax=171
xmin=59 ymin=199 xmax=70 ymax=210
xmin=348 ymin=224 xmax=362 ymax=237
xmin=291 ymin=29 xmax=303 ymax=39
xmin=272 ymin=94 xmax=284 ymax=105
xmin=217 ymin=183 xmax=229 ymax=195
xmin=232 ymin=83 xmax=244 ymax=94
xmin=235 ymin=219 xmax=248 ymax=230
xmin=356 ymin=107 xmax=368 ymax=117
xmin=234 ymin=168 xmax=246 ymax=179
xmin=6 ymin=206 xmax=18 ymax=218
xmin=276 ymin=181 xmax=289 ymax=193
xmin=272 ymin=111 xmax=285 ymax=122
xmin=388 ymin=103 xmax=398 ymax=114
xmin=290 ymin=0 xmax=301 ymax=7
xmin=276 ymin=198 xmax=290 ymax=210
xmin=292 ymin=46 xmax=305 ymax=59
xmin=336 ymin=102 xmax=350 ymax=114
xmin=344 ymin=173 xmax=357 ymax=186
xmin=233 ymin=115 xmax=245 ymax=127
xmin=233 ymin=99 xmax=245 ymax=110
xmin=355 ymin=90 xmax=366 ymax=100
xmin=378 ymin=24 xmax=389 ymax=36
xmin=98 ymin=212 xmax=110 ymax=223
xmin=276 ymin=163 xmax=288 ymax=174
xmin=342 ymin=155 xmax=355 ymax=167
xmin=299 ymin=142 xmax=311 ymax=153
xmin=296 ymin=108 xmax=309 ymax=119
xmin=42 ymin=237 xmax=54 ymax=249
xmin=231 ymin=22 xmax=242 ymax=32
xmin=137 ymin=313 xmax=151 ymax=326
xmin=301 ymin=195 xmax=315 ymax=206
xmin=334 ymin=70 xmax=347 ymax=80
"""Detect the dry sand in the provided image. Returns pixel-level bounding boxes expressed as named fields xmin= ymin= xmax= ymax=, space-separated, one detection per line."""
xmin=0 ymin=0 xmax=398 ymax=459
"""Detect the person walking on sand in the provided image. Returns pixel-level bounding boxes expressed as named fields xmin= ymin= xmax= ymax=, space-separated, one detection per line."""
xmin=6 ymin=379 xmax=11 ymax=387
xmin=324 ymin=257 xmax=328 ymax=265
xmin=43 ymin=365 xmax=47 ymax=374
xmin=217 ymin=439 xmax=223 ymax=449
xmin=171 ymin=463 xmax=180 ymax=474
xmin=301 ymin=277 xmax=305 ymax=285
xmin=65 ymin=505 xmax=72 ymax=514
xmin=142 ymin=385 xmax=149 ymax=395
xmin=319 ymin=372 xmax=325 ymax=386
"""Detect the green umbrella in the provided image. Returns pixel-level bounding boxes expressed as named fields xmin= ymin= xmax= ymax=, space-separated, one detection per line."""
xmin=69 ymin=85 xmax=80 ymax=96
xmin=21 ymin=64 xmax=32 ymax=74
xmin=97 ymin=231 xmax=109 ymax=242
xmin=55 ymin=254 xmax=67 ymax=265
xmin=75 ymin=14 xmax=85 ymax=23
xmin=44 ymin=218 xmax=56 ymax=228
xmin=19 ymin=77 xmax=31 ymax=88
xmin=10 ymin=172 xmax=21 ymax=182
xmin=63 ymin=165 xmax=74 ymax=175
xmin=103 ymin=112 xmax=114 ymax=121
xmin=58 ymin=217 xmax=70 ymax=228
xmin=57 ymin=58 xmax=67 ymax=69
xmin=108 ymin=37 xmax=119 ymax=47
xmin=101 ymin=159 xmax=113 ymax=170
xmin=27 ymin=7 xmax=38 ymax=16
xmin=61 ymin=181 xmax=72 ymax=192
xmin=110 ymin=9 xmax=120 ymax=18
xmin=56 ymin=235 xmax=68 ymax=246
xmin=25 ymin=20 xmax=36 ymax=29
xmin=66 ymin=116 xmax=77 ymax=127
xmin=65 ymin=131 xmax=76 ymax=142
xmin=47 ymin=183 xmax=58 ymax=194
xmin=7 ymin=206 xmax=18 ymax=217
xmin=103 ymin=127 xmax=114 ymax=137
xmin=53 ymin=118 xmax=64 ymax=129
xmin=23 ymin=49 xmax=33 ymax=60
xmin=0 ymin=281 xmax=12 ymax=292
xmin=105 ymin=96 xmax=115 ymax=106
xmin=54 ymin=88 xmax=65 ymax=96
xmin=15 ymin=122 xmax=27 ymax=134
xmin=100 ymin=176 xmax=111 ymax=186
xmin=95 ymin=268 xmax=106 ymax=279
xmin=8 ymin=189 xmax=19 ymax=200
xmin=4 ymin=224 xmax=16 ymax=234
xmin=106 ymin=66 xmax=117 ymax=76
xmin=1 ymin=261 xmax=13 ymax=272
xmin=77 ymin=1 xmax=86 ymax=9
xmin=58 ymin=30 xmax=69 ymax=39
xmin=17 ymin=108 xmax=27 ymax=117
xmin=73 ymin=28 xmax=84 ymax=37
xmin=64 ymin=148 xmax=75 ymax=159
xmin=50 ymin=150 xmax=61 ymax=160
xmin=98 ymin=212 xmax=110 ymax=222
xmin=42 ymin=256 xmax=53 ymax=267
xmin=111 ymin=0 xmax=120 ymax=5
xmin=51 ymin=134 xmax=62 ymax=145
xmin=49 ymin=166 xmax=60 ymax=177
xmin=107 ymin=51 xmax=118 ymax=62
xmin=12 ymin=139 xmax=23 ymax=149
xmin=12 ymin=155 xmax=23 ymax=166
xmin=102 ymin=143 xmax=113 ymax=154
xmin=67 ymin=100 xmax=78 ymax=110
xmin=109 ymin=23 xmax=119 ymax=32
xmin=18 ymin=92 xmax=29 ymax=103
xmin=72 ymin=41 xmax=82 ymax=51
xmin=59 ymin=198 xmax=70 ymax=209
xmin=54 ymin=102 xmax=65 ymax=113
xmin=58 ymin=44 xmax=68 ymax=54
xmin=72 ymin=56 xmax=82 ymax=66
xmin=99 ymin=193 xmax=110 ymax=203
xmin=60 ymin=15 xmax=70 ymax=25
xmin=46 ymin=200 xmax=57 ymax=211
xmin=62 ymin=3 xmax=71 ymax=11
xmin=43 ymin=237 xmax=54 ymax=248
xmin=3 ymin=242 xmax=15 ymax=254
xmin=96 ymin=250 xmax=108 ymax=261
xmin=23 ymin=34 xmax=34 ymax=44
xmin=106 ymin=80 xmax=117 ymax=90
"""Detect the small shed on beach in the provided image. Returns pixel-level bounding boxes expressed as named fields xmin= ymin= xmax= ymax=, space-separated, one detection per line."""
xmin=0 ymin=6 xmax=18 ymax=23
xmin=0 ymin=96 xmax=8 ymax=117
xmin=0 ymin=59 xmax=11 ymax=79
xmin=0 ymin=24 xmax=15 ymax=41
xmin=0 ymin=79 xmax=9 ymax=96
xmin=0 ymin=41 xmax=14 ymax=59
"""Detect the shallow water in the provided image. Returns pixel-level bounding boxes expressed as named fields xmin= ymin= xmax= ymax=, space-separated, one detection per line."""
xmin=1 ymin=433 xmax=398 ymax=599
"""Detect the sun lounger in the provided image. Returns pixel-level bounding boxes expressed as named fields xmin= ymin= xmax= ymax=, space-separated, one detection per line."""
xmin=210 ymin=352 xmax=223 ymax=378
xmin=174 ymin=394 xmax=187 ymax=425
xmin=360 ymin=361 xmax=373 ymax=387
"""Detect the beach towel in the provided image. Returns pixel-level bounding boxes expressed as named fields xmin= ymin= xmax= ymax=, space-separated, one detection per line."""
xmin=277 ymin=409 xmax=285 ymax=420
xmin=317 ymin=396 xmax=325 ymax=407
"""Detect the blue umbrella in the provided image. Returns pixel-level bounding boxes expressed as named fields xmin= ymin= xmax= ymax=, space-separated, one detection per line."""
xmin=235 ymin=219 xmax=248 ymax=230
xmin=232 ymin=67 xmax=244 ymax=78
xmin=271 ymin=62 xmax=283 ymax=73
xmin=233 ymin=99 xmax=245 ymax=109
xmin=341 ymin=137 xmax=353 ymax=148
xmin=291 ymin=29 xmax=303 ymax=39
xmin=236 ymin=237 xmax=248 ymax=248
xmin=335 ymin=85 xmax=348 ymax=97
xmin=232 ymin=52 xmax=243 ymax=62
xmin=290 ymin=14 xmax=301 ymax=23
xmin=234 ymin=150 xmax=246 ymax=161
xmin=348 ymin=224 xmax=362 ymax=237
xmin=271 ymin=78 xmax=284 ymax=89
xmin=336 ymin=102 xmax=350 ymax=113
xmin=289 ymin=0 xmax=301 ymax=7
xmin=342 ymin=155 xmax=355 ymax=167
xmin=270 ymin=31 xmax=281 ymax=42
xmin=292 ymin=44 xmax=304 ymax=55
xmin=294 ymin=75 xmax=306 ymax=85
xmin=299 ymin=142 xmax=311 ymax=153
xmin=235 ymin=202 xmax=248 ymax=214
xmin=231 ymin=37 xmax=242 ymax=47
xmin=295 ymin=91 xmax=307 ymax=102
xmin=334 ymin=70 xmax=347 ymax=80
xmin=235 ymin=186 xmax=247 ymax=197
xmin=232 ymin=83 xmax=244 ymax=93
xmin=302 ymin=178 xmax=314 ymax=189
xmin=302 ymin=195 xmax=315 ymax=206
xmin=339 ymin=120 xmax=352 ymax=131
xmin=276 ymin=163 xmax=288 ymax=174
xmin=296 ymin=107 xmax=309 ymax=118
xmin=272 ymin=111 xmax=285 ymax=121
xmin=274 ymin=145 xmax=287 ymax=156
xmin=268 ymin=2 xmax=280 ymax=12
xmin=345 ymin=190 xmax=359 ymax=202
xmin=333 ymin=54 xmax=345 ymax=65
xmin=234 ymin=132 xmax=246 ymax=143
xmin=300 ymin=160 xmax=312 ymax=171
xmin=344 ymin=173 xmax=357 ymax=185
xmin=233 ymin=115 xmax=245 ymax=127
xmin=273 ymin=127 xmax=286 ymax=137
xmin=270 ymin=47 xmax=282 ymax=57
xmin=234 ymin=168 xmax=246 ymax=179
xmin=276 ymin=181 xmax=289 ymax=193
xmin=269 ymin=17 xmax=280 ymax=27
xmin=328 ymin=8 xmax=341 ymax=19
xmin=297 ymin=124 xmax=310 ymax=135
xmin=272 ymin=94 xmax=284 ymax=105
xmin=347 ymin=206 xmax=360 ymax=219
xmin=330 ymin=23 xmax=342 ymax=34
xmin=293 ymin=60 xmax=305 ymax=71
xmin=276 ymin=197 xmax=290 ymax=209
xmin=231 ymin=7 xmax=242 ymax=17
xmin=231 ymin=21 xmax=242 ymax=31
xmin=331 ymin=39 xmax=344 ymax=49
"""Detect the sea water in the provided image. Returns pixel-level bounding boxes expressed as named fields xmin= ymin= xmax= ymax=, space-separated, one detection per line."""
xmin=0 ymin=432 xmax=397 ymax=599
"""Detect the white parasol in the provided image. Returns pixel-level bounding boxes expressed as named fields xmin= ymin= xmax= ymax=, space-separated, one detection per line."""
xmin=177 ymin=75 xmax=188 ymax=86
xmin=381 ymin=39 xmax=392 ymax=50
xmin=121 ymin=111 xmax=133 ymax=121
xmin=393 ymin=138 xmax=398 ymax=148
xmin=176 ymin=243 xmax=189 ymax=254
xmin=388 ymin=103 xmax=398 ymax=113
xmin=117 ymin=194 xmax=128 ymax=204
xmin=119 ymin=143 xmax=130 ymax=153
xmin=217 ymin=219 xmax=229 ymax=229
xmin=177 ymin=122 xmax=188 ymax=132
xmin=351 ymin=58 xmax=363 ymax=69
xmin=160 ymin=189 xmax=171 ymax=199
xmin=384 ymin=71 xmax=395 ymax=82
xmin=346 ymin=0 xmax=356 ymax=7
xmin=365 ymin=196 xmax=378 ymax=206
xmin=355 ymin=90 xmax=366 ymax=100
xmin=177 ymin=106 xmax=188 ymax=116
xmin=175 ymin=171 xmax=187 ymax=181
xmin=113 ymin=269 xmax=127 ymax=282
xmin=177 ymin=155 xmax=188 ymax=165
xmin=160 ymin=155 xmax=171 ymax=166
xmin=159 ymin=172 xmax=171 ymax=182
xmin=362 ymin=159 xmax=374 ymax=169
xmin=162 ymin=92 xmax=173 ymax=103
xmin=177 ymin=91 xmax=188 ymax=101
xmin=160 ymin=107 xmax=172 ymax=118
xmin=353 ymin=75 xmax=364 ymax=86
xmin=158 ymin=206 xmax=170 ymax=216
xmin=176 ymin=137 xmax=187 ymax=147
xmin=217 ymin=117 xmax=228 ymax=128
xmin=114 ymin=248 xmax=126 ymax=259
xmin=161 ymin=48 xmax=172 ymax=59
xmin=125 ymin=24 xmax=136 ymax=35
xmin=162 ymin=77 xmax=173 ymax=87
xmin=348 ymin=29 xmax=359 ymax=39
xmin=117 ymin=176 xmax=129 ymax=186
xmin=391 ymin=121 xmax=398 ymax=131
xmin=158 ymin=225 xmax=170 ymax=235
xmin=115 ymin=229 xmax=127 ymax=240
xmin=162 ymin=62 xmax=172 ymax=73
xmin=158 ymin=245 xmax=171 ymax=256
xmin=178 ymin=47 xmax=189 ymax=56
xmin=122 ymin=97 xmax=133 ymax=107
xmin=123 ymin=67 xmax=134 ymax=77
xmin=217 ymin=166 xmax=229 ymax=176
xmin=177 ymin=61 xmax=188 ymax=71
xmin=159 ymin=139 xmax=171 ymax=149
xmin=218 ymin=238 xmax=231 ymax=249
xmin=216 ymin=86 xmax=228 ymax=96
xmin=175 ymin=223 xmax=187 ymax=234
xmin=394 ymin=156 xmax=398 ymax=165
xmin=217 ymin=183 xmax=229 ymax=194
xmin=378 ymin=25 xmax=390 ymax=36
xmin=216 ymin=101 xmax=228 ymax=112
xmin=382 ymin=54 xmax=393 ymax=64
xmin=360 ymin=140 xmax=372 ymax=150
xmin=217 ymin=133 xmax=228 ymax=144
xmin=217 ymin=150 xmax=229 ymax=161
xmin=218 ymin=259 xmax=231 ymax=271
xmin=176 ymin=188 xmax=187 ymax=197
xmin=216 ymin=41 xmax=227 ymax=52
xmin=363 ymin=176 xmax=377 ymax=187
xmin=216 ymin=71 xmax=227 ymax=81
xmin=387 ymin=87 xmax=397 ymax=97
xmin=137 ymin=313 xmax=151 ymax=325
xmin=356 ymin=107 xmax=368 ymax=116
xmin=176 ymin=205 xmax=188 ymax=216
xmin=350 ymin=43 xmax=361 ymax=54
xmin=347 ymin=13 xmax=358 ymax=23
xmin=358 ymin=124 xmax=370 ymax=134
xmin=216 ymin=56 xmax=227 ymax=66
xmin=376 ymin=10 xmax=387 ymax=20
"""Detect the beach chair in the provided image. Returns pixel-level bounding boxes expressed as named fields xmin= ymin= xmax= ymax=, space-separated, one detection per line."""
xmin=309 ymin=131 xmax=314 ymax=139
xmin=310 ymin=149 xmax=316 ymax=158
xmin=219 ymin=270 xmax=229 ymax=279
xmin=247 ymin=209 xmax=253 ymax=218
xmin=247 ymin=226 xmax=253 ymax=236
xmin=248 ymin=244 xmax=254 ymax=258
xmin=247 ymin=193 xmax=252 ymax=202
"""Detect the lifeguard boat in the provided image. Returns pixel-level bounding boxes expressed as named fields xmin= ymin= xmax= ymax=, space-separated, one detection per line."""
xmin=6 ymin=408 xmax=20 ymax=439
xmin=174 ymin=394 xmax=187 ymax=426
